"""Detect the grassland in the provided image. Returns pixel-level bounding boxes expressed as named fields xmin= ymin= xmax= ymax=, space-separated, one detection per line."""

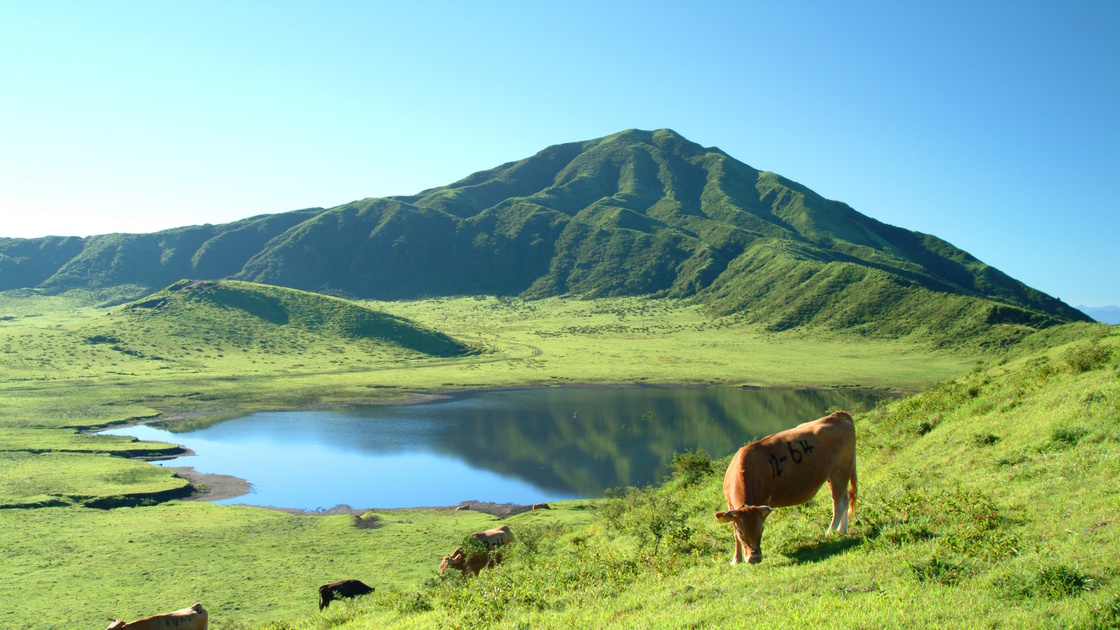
xmin=252 ymin=325 xmax=1120 ymax=629
xmin=1 ymin=284 xmax=1108 ymax=628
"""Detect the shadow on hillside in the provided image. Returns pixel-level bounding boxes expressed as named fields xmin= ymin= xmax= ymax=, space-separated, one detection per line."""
xmin=782 ymin=535 xmax=863 ymax=564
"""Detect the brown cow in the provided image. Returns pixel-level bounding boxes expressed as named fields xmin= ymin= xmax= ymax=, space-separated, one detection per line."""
xmin=715 ymin=410 xmax=857 ymax=565
xmin=318 ymin=579 xmax=374 ymax=610
xmin=471 ymin=525 xmax=513 ymax=550
xmin=439 ymin=546 xmax=504 ymax=577
xmin=105 ymin=602 xmax=208 ymax=630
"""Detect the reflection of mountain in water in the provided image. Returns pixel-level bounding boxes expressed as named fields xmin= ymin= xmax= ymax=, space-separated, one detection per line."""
xmin=399 ymin=387 xmax=886 ymax=496
xmin=156 ymin=387 xmax=887 ymax=500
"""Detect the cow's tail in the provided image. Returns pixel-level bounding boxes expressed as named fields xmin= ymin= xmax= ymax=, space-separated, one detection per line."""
xmin=848 ymin=456 xmax=858 ymax=520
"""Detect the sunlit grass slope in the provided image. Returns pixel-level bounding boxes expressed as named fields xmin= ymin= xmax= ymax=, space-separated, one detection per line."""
xmin=0 ymin=451 xmax=190 ymax=509
xmin=0 ymin=501 xmax=596 ymax=629
xmin=255 ymin=324 xmax=1120 ymax=629
xmin=0 ymin=282 xmax=481 ymax=426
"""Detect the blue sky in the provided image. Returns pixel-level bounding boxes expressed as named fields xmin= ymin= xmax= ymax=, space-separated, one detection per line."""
xmin=1 ymin=2 xmax=1117 ymax=307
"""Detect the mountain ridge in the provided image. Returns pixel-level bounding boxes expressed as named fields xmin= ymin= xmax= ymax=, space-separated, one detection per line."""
xmin=0 ymin=128 xmax=1090 ymax=338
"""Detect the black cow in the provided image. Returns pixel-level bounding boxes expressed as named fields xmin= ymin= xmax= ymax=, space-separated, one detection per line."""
xmin=318 ymin=579 xmax=374 ymax=610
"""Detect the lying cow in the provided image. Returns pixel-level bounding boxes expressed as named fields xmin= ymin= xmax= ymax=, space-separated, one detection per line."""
xmin=439 ymin=545 xmax=504 ymax=577
xmin=105 ymin=602 xmax=207 ymax=630
xmin=319 ymin=579 xmax=375 ymax=610
xmin=715 ymin=410 xmax=857 ymax=565
xmin=472 ymin=524 xmax=513 ymax=549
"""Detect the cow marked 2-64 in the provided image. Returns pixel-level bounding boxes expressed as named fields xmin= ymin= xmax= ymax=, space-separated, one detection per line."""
xmin=715 ymin=410 xmax=858 ymax=565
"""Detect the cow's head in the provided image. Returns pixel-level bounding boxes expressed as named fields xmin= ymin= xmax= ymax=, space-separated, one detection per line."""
xmin=439 ymin=547 xmax=466 ymax=574
xmin=715 ymin=505 xmax=773 ymax=564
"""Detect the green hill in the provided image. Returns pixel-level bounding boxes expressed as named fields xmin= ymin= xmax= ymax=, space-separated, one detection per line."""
xmin=84 ymin=279 xmax=474 ymax=363
xmin=0 ymin=129 xmax=1089 ymax=340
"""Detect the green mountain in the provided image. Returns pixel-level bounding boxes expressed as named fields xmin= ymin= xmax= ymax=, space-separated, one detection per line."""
xmin=0 ymin=129 xmax=1089 ymax=336
xmin=0 ymin=209 xmax=322 ymax=293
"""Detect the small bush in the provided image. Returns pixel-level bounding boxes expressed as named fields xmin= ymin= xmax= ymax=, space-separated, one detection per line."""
xmin=1049 ymin=425 xmax=1090 ymax=449
xmin=393 ymin=590 xmax=434 ymax=614
xmin=998 ymin=565 xmax=1097 ymax=600
xmin=1035 ymin=565 xmax=1096 ymax=599
xmin=670 ymin=449 xmax=713 ymax=485
xmin=600 ymin=485 xmax=696 ymax=556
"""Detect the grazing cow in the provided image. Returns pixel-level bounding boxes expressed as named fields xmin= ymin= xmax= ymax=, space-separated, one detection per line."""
xmin=318 ymin=579 xmax=375 ymax=610
xmin=439 ymin=546 xmax=504 ymax=577
xmin=471 ymin=525 xmax=513 ymax=550
xmin=105 ymin=602 xmax=208 ymax=630
xmin=715 ymin=410 xmax=857 ymax=565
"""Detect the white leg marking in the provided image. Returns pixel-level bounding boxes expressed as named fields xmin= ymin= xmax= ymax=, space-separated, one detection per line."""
xmin=828 ymin=501 xmax=842 ymax=534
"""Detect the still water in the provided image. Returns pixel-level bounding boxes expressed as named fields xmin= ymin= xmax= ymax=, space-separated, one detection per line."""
xmin=101 ymin=387 xmax=885 ymax=510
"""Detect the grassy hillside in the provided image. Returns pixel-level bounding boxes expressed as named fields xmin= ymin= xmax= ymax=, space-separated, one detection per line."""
xmin=246 ymin=323 xmax=1119 ymax=629
xmin=103 ymin=279 xmax=474 ymax=360
xmin=0 ymin=129 xmax=1087 ymax=344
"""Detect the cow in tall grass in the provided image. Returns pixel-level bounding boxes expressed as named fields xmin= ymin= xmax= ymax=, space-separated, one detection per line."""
xmin=318 ymin=579 xmax=374 ymax=610
xmin=439 ymin=525 xmax=513 ymax=577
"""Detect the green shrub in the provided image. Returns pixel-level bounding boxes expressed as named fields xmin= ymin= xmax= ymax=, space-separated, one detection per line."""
xmin=1049 ymin=425 xmax=1090 ymax=449
xmin=1035 ymin=565 xmax=1096 ymax=598
xmin=670 ymin=448 xmax=714 ymax=485
xmin=996 ymin=564 xmax=1097 ymax=601
xmin=601 ymin=485 xmax=696 ymax=556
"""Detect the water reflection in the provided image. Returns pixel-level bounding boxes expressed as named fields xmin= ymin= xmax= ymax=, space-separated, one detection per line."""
xmin=102 ymin=387 xmax=885 ymax=510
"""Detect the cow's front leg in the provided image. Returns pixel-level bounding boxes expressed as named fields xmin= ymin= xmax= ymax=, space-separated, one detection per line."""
xmin=730 ymin=533 xmax=745 ymax=566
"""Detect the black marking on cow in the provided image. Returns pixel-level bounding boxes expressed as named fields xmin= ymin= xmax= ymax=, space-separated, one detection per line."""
xmin=770 ymin=440 xmax=815 ymax=477
xmin=769 ymin=453 xmax=785 ymax=477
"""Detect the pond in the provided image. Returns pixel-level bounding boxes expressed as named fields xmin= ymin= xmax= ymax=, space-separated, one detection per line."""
xmin=101 ymin=386 xmax=886 ymax=511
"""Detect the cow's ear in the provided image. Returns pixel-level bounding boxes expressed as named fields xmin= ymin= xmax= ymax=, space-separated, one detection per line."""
xmin=715 ymin=510 xmax=734 ymax=523
xmin=761 ymin=506 xmax=773 ymax=515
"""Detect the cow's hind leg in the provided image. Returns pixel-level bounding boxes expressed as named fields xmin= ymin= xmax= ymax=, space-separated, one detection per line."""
xmin=827 ymin=476 xmax=850 ymax=534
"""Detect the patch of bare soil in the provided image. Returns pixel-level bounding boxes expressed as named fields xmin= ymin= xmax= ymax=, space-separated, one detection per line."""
xmin=170 ymin=467 xmax=251 ymax=503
